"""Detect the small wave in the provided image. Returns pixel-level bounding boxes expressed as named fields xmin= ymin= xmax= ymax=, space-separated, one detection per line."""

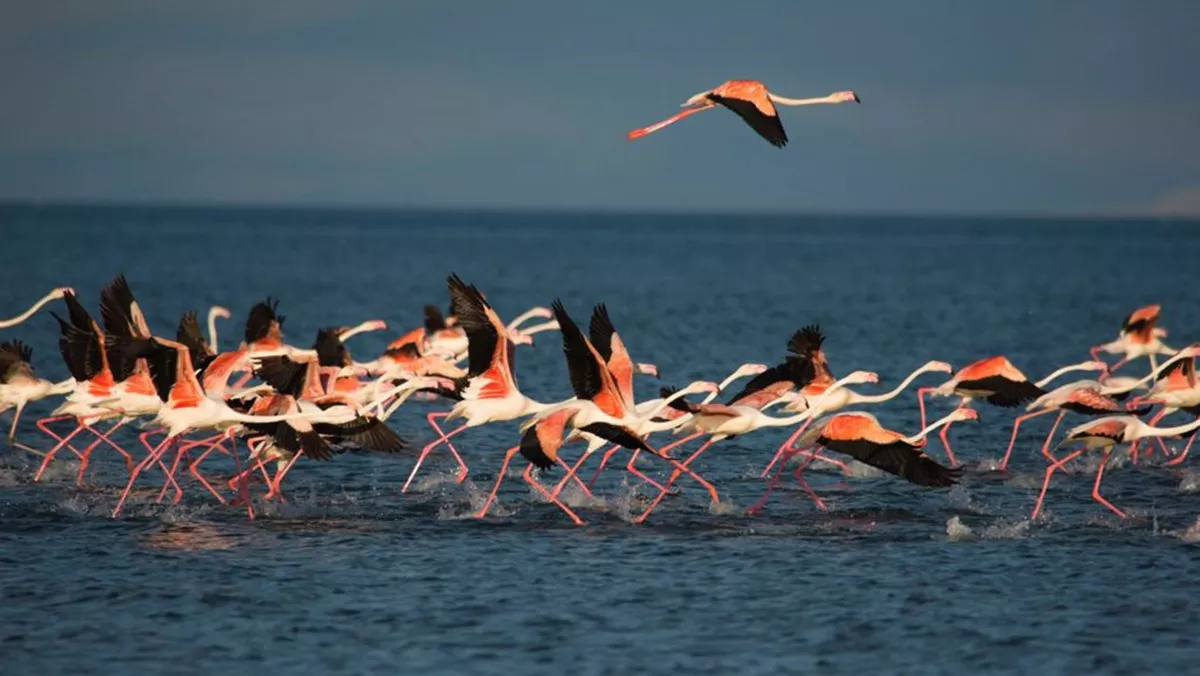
xmin=1178 ymin=473 xmax=1200 ymax=493
xmin=1176 ymin=517 xmax=1200 ymax=543
xmin=946 ymin=516 xmax=1030 ymax=541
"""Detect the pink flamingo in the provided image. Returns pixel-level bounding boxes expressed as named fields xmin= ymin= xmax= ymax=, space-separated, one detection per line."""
xmin=1032 ymin=415 xmax=1200 ymax=520
xmin=918 ymin=357 xmax=1106 ymax=466
xmin=750 ymin=408 xmax=976 ymax=514
xmin=0 ymin=287 xmax=74 ymax=329
xmin=628 ymin=80 xmax=859 ymax=147
xmin=1091 ymin=304 xmax=1175 ymax=376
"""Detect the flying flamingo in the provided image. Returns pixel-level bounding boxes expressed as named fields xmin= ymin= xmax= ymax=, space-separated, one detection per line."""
xmin=749 ymin=407 xmax=977 ymax=514
xmin=628 ymin=80 xmax=860 ymax=147
xmin=917 ymin=357 xmax=1107 ymax=466
xmin=1091 ymin=304 xmax=1175 ymax=375
xmin=1032 ymin=415 xmax=1200 ymax=519
xmin=0 ymin=287 xmax=73 ymax=329
xmin=633 ymin=369 xmax=882 ymax=524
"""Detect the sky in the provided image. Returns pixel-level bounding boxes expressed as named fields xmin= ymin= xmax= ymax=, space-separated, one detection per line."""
xmin=2 ymin=1 xmax=1199 ymax=216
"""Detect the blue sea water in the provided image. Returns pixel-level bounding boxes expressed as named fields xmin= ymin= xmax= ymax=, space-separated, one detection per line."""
xmin=2 ymin=206 xmax=1200 ymax=674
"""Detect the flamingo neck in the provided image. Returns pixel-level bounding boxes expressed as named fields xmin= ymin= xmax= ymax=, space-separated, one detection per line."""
xmin=767 ymin=93 xmax=843 ymax=107
xmin=339 ymin=321 xmax=384 ymax=342
xmin=0 ymin=290 xmax=62 ymax=329
xmin=903 ymin=410 xmax=964 ymax=445
xmin=206 ymin=309 xmax=223 ymax=351
xmin=1116 ymin=351 xmax=1196 ymax=392
xmin=1137 ymin=416 xmax=1200 ymax=440
xmin=1036 ymin=362 xmax=1101 ymax=388
xmin=507 ymin=307 xmax=546 ymax=331
xmin=855 ymin=365 xmax=938 ymax=405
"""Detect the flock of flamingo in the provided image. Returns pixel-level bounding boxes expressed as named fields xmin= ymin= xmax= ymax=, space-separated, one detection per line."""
xmin=1 ymin=273 xmax=1197 ymax=526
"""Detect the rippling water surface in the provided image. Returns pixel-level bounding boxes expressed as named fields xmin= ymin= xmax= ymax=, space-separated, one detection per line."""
xmin=2 ymin=207 xmax=1200 ymax=674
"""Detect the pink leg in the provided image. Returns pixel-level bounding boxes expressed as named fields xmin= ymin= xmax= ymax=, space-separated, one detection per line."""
xmin=426 ymin=412 xmax=469 ymax=483
xmin=633 ymin=440 xmax=720 ymax=525
xmin=76 ymin=419 xmax=134 ymax=485
xmin=1091 ymin=449 xmax=1127 ymax=518
xmin=551 ymin=452 xmax=594 ymax=499
xmin=476 ymin=446 xmax=522 ymax=519
xmin=523 ymin=464 xmax=585 ymax=526
xmin=266 ymin=449 xmax=305 ymax=500
xmin=917 ymin=388 xmax=937 ymax=431
xmin=761 ymin=418 xmax=815 ymax=478
xmin=231 ymin=371 xmax=253 ymax=390
xmin=938 ymin=408 xmax=964 ymax=467
xmin=1089 ymin=347 xmax=1109 ymax=375
xmin=34 ymin=418 xmax=89 ymax=482
xmin=112 ymin=435 xmax=176 ymax=517
xmin=1031 ymin=448 xmax=1085 ymax=519
xmin=1106 ymin=356 xmax=1132 ymax=376
xmin=402 ymin=415 xmax=468 ymax=493
xmin=1131 ymin=409 xmax=1168 ymax=463
xmin=785 ymin=447 xmax=852 ymax=474
xmin=791 ymin=452 xmax=828 ymax=511
xmin=1039 ymin=411 xmax=1066 ymax=463
xmin=623 ymin=452 xmax=672 ymax=493
xmin=1166 ymin=420 xmax=1199 ymax=467
xmin=585 ymin=444 xmax=623 ymax=489
xmin=999 ymin=409 xmax=1056 ymax=471
xmin=188 ymin=440 xmax=232 ymax=504
xmin=157 ymin=444 xmax=188 ymax=503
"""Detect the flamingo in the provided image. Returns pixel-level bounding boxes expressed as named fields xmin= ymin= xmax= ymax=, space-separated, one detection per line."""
xmin=0 ymin=341 xmax=73 ymax=443
xmin=480 ymin=300 xmax=721 ymax=524
xmin=1000 ymin=346 xmax=1200 ymax=470
xmin=761 ymin=359 xmax=954 ymax=477
xmin=917 ymin=357 xmax=1107 ymax=466
xmin=35 ymin=291 xmax=152 ymax=484
xmin=628 ymin=80 xmax=859 ymax=147
xmin=402 ymin=274 xmax=578 ymax=494
xmin=110 ymin=334 xmax=336 ymax=517
xmin=1126 ymin=353 xmax=1200 ymax=465
xmin=583 ymin=362 xmax=770 ymax=489
xmin=0 ymin=287 xmax=73 ymax=329
xmin=1091 ymin=304 xmax=1175 ymax=376
xmin=1032 ymin=415 xmax=1200 ymax=519
xmin=749 ymin=407 xmax=977 ymax=513
xmin=633 ymin=368 xmax=882 ymax=524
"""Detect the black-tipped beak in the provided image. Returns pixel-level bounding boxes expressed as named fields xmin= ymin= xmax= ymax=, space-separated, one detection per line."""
xmin=853 ymin=93 xmax=861 ymax=103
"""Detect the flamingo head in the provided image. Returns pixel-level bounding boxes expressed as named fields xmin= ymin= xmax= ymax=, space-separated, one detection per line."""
xmin=54 ymin=287 xmax=76 ymax=299
xmin=684 ymin=380 xmax=721 ymax=396
xmin=357 ymin=319 xmax=388 ymax=333
xmin=682 ymin=89 xmax=713 ymax=107
xmin=636 ymin=362 xmax=659 ymax=378
xmin=508 ymin=328 xmax=534 ymax=346
xmin=734 ymin=363 xmax=770 ymax=380
xmin=526 ymin=306 xmax=554 ymax=321
xmin=831 ymin=90 xmax=861 ymax=103
xmin=1082 ymin=361 xmax=1109 ymax=373
xmin=1154 ymin=327 xmax=1169 ymax=338
xmin=846 ymin=370 xmax=879 ymax=386
xmin=210 ymin=305 xmax=232 ymax=320
xmin=949 ymin=408 xmax=980 ymax=424
xmin=924 ymin=360 xmax=953 ymax=374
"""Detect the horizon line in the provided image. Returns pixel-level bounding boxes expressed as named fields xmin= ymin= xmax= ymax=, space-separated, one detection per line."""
xmin=1 ymin=198 xmax=1198 ymax=224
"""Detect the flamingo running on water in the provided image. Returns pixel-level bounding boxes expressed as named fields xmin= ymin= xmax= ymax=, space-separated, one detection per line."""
xmin=1032 ymin=415 xmax=1200 ymax=519
xmin=0 ymin=341 xmax=73 ymax=443
xmin=749 ymin=407 xmax=977 ymax=514
xmin=917 ymin=357 xmax=1107 ymax=466
xmin=628 ymin=80 xmax=860 ymax=147
xmin=633 ymin=368 xmax=882 ymax=524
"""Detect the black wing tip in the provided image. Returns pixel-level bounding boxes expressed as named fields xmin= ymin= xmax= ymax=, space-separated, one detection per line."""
xmin=518 ymin=424 xmax=556 ymax=470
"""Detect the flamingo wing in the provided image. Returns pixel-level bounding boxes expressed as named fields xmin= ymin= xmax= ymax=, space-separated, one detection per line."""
xmin=0 ymin=341 xmax=34 ymax=384
xmin=552 ymin=300 xmax=626 ymax=418
xmin=707 ymin=93 xmax=788 ymax=148
xmin=245 ymin=298 xmax=285 ymax=346
xmin=51 ymin=310 xmax=107 ymax=384
xmin=177 ymin=310 xmax=215 ymax=361
xmin=447 ymin=274 xmax=518 ymax=397
xmin=100 ymin=274 xmax=151 ymax=341
xmin=589 ymin=303 xmax=636 ymax=407
xmin=820 ymin=436 xmax=961 ymax=487
xmin=958 ymin=375 xmax=1045 ymax=407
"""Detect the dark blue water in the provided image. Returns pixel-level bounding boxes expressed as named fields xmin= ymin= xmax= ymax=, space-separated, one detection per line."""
xmin=2 ymin=206 xmax=1200 ymax=674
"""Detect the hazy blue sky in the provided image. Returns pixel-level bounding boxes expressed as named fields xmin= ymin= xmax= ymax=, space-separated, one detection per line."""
xmin=2 ymin=1 xmax=1198 ymax=214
